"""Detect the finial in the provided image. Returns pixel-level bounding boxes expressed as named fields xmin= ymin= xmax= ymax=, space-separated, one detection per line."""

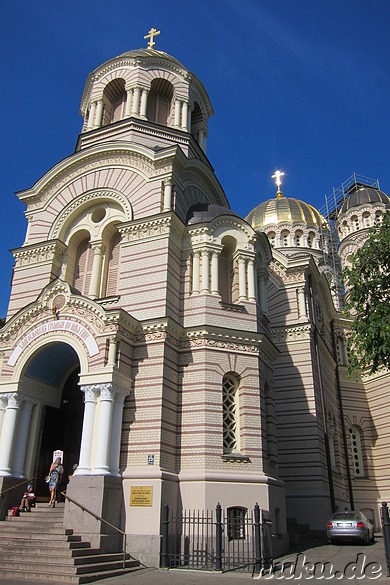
xmin=144 ymin=27 xmax=161 ymax=48
xmin=272 ymin=170 xmax=285 ymax=198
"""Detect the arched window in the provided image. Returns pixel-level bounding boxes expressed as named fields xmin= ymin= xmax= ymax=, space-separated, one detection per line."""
xmin=363 ymin=213 xmax=370 ymax=228
xmin=218 ymin=236 xmax=237 ymax=304
xmin=146 ymin=78 xmax=173 ymax=126
xmin=102 ymin=78 xmax=126 ymax=126
xmin=73 ymin=238 xmax=94 ymax=295
xmin=264 ymin=383 xmax=277 ymax=463
xmin=268 ymin=232 xmax=276 ymax=248
xmin=307 ymin=232 xmax=315 ymax=248
xmin=295 ymin=231 xmax=303 ymax=247
xmin=281 ymin=230 xmax=289 ymax=247
xmin=223 ymin=374 xmax=240 ymax=453
xmin=348 ymin=425 xmax=364 ymax=477
xmin=352 ymin=216 xmax=359 ymax=231
xmin=105 ymin=233 xmax=121 ymax=296
xmin=374 ymin=211 xmax=383 ymax=224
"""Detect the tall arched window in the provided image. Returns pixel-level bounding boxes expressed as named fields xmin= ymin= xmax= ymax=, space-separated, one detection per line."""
xmin=348 ymin=425 xmax=365 ymax=477
xmin=105 ymin=233 xmax=121 ymax=296
xmin=146 ymin=79 xmax=173 ymax=126
xmin=73 ymin=239 xmax=94 ymax=295
xmin=223 ymin=374 xmax=240 ymax=453
xmin=218 ymin=236 xmax=236 ymax=304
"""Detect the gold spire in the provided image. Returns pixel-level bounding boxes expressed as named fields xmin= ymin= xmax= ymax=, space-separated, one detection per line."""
xmin=272 ymin=170 xmax=285 ymax=199
xmin=144 ymin=28 xmax=161 ymax=48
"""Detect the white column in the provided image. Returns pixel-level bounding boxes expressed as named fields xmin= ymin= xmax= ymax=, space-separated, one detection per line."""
xmin=77 ymin=386 xmax=98 ymax=475
xmin=238 ymin=256 xmax=247 ymax=302
xmin=163 ymin=180 xmax=172 ymax=212
xmin=109 ymin=388 xmax=128 ymax=476
xmin=0 ymin=394 xmax=22 ymax=476
xmin=89 ymin=243 xmax=104 ymax=299
xmin=247 ymin=259 xmax=256 ymax=301
xmin=107 ymin=336 xmax=117 ymax=367
xmin=125 ymin=89 xmax=133 ymax=118
xmin=298 ymin=286 xmax=308 ymax=321
xmin=174 ymin=99 xmax=181 ymax=128
xmin=12 ymin=399 xmax=35 ymax=478
xmin=203 ymin=133 xmax=207 ymax=154
xmin=131 ymin=87 xmax=141 ymax=116
xmin=93 ymin=384 xmax=115 ymax=475
xmin=94 ymin=99 xmax=104 ymax=129
xmin=259 ymin=273 xmax=269 ymax=315
xmin=201 ymin=250 xmax=210 ymax=293
xmin=87 ymin=101 xmax=97 ymax=130
xmin=0 ymin=396 xmax=7 ymax=441
xmin=187 ymin=104 xmax=191 ymax=132
xmin=181 ymin=101 xmax=188 ymax=131
xmin=192 ymin=251 xmax=200 ymax=293
xmin=211 ymin=252 xmax=219 ymax=295
xmin=140 ymin=89 xmax=148 ymax=119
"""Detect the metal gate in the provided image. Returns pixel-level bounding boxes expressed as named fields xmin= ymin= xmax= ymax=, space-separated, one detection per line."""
xmin=160 ymin=503 xmax=273 ymax=573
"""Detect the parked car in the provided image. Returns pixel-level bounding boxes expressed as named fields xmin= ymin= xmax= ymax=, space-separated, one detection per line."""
xmin=327 ymin=511 xmax=374 ymax=544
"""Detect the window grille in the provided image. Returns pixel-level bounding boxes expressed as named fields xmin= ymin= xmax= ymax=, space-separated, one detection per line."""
xmin=223 ymin=375 xmax=239 ymax=453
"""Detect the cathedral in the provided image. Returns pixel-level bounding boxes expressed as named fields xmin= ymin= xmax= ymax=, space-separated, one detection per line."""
xmin=0 ymin=32 xmax=389 ymax=566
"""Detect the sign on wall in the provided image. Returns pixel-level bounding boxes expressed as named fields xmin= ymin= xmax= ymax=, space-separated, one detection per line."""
xmin=130 ymin=486 xmax=153 ymax=507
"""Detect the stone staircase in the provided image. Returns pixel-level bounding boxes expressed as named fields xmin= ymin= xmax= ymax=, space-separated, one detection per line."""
xmin=0 ymin=503 xmax=141 ymax=583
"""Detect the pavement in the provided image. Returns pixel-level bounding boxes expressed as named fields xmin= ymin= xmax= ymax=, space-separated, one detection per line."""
xmin=0 ymin=536 xmax=388 ymax=584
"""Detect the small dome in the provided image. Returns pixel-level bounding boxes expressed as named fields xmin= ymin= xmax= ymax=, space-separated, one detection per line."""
xmin=246 ymin=194 xmax=325 ymax=230
xmin=339 ymin=184 xmax=390 ymax=214
xmin=186 ymin=203 xmax=237 ymax=225
xmin=116 ymin=48 xmax=187 ymax=71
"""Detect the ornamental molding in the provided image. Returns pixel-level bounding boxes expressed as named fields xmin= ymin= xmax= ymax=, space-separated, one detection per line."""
xmin=272 ymin=323 xmax=313 ymax=345
xmin=118 ymin=213 xmax=185 ymax=246
xmin=269 ymin=260 xmax=305 ymax=285
xmin=181 ymin=173 xmax=224 ymax=206
xmin=12 ymin=240 xmax=67 ymax=268
xmin=50 ymin=189 xmax=133 ymax=240
xmin=24 ymin=150 xmax=166 ymax=211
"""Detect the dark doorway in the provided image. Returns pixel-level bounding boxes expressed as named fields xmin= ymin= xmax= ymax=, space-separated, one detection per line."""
xmin=35 ymin=367 xmax=83 ymax=498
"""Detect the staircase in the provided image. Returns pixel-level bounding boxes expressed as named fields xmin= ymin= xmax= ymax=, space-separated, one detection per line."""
xmin=0 ymin=503 xmax=141 ymax=583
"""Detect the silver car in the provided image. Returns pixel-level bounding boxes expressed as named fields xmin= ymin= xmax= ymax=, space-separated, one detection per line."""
xmin=327 ymin=512 xmax=374 ymax=544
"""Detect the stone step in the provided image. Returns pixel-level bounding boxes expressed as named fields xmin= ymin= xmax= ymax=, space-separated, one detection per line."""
xmin=0 ymin=541 xmax=95 ymax=554
xmin=0 ymin=557 xmax=138 ymax=575
xmin=0 ymin=565 xmax=142 ymax=585
xmin=0 ymin=551 xmax=131 ymax=566
xmin=0 ymin=533 xmax=82 ymax=543
xmin=0 ymin=524 xmax=73 ymax=535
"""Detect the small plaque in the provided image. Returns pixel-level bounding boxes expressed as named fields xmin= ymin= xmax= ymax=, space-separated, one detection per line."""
xmin=147 ymin=454 xmax=154 ymax=465
xmin=130 ymin=486 xmax=153 ymax=507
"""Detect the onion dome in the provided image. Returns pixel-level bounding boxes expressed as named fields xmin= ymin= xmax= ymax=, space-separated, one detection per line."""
xmin=339 ymin=183 xmax=390 ymax=214
xmin=246 ymin=194 xmax=325 ymax=230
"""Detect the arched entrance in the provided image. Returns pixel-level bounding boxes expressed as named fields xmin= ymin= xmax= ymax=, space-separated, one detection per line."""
xmin=21 ymin=342 xmax=83 ymax=498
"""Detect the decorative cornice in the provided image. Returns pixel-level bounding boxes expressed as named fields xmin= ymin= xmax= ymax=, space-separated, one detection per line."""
xmin=118 ymin=212 xmax=185 ymax=246
xmin=272 ymin=323 xmax=313 ymax=344
xmin=11 ymin=240 xmax=67 ymax=268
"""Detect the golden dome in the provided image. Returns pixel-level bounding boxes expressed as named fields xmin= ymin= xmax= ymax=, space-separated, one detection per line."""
xmin=246 ymin=194 xmax=325 ymax=230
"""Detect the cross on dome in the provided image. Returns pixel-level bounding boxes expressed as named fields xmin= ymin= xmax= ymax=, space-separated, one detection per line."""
xmin=272 ymin=170 xmax=285 ymax=198
xmin=144 ymin=28 xmax=161 ymax=48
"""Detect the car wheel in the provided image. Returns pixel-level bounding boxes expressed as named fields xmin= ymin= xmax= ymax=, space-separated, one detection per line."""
xmin=328 ymin=538 xmax=335 ymax=545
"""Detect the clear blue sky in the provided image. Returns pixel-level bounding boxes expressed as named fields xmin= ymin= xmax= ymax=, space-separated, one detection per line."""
xmin=1 ymin=0 xmax=390 ymax=316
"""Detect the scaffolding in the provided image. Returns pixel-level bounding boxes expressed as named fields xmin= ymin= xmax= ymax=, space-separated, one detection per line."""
xmin=318 ymin=173 xmax=381 ymax=312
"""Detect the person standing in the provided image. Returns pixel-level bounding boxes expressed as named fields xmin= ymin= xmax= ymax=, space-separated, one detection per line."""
xmin=48 ymin=457 xmax=63 ymax=506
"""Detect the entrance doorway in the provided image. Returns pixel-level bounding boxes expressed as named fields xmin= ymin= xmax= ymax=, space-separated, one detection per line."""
xmin=35 ymin=367 xmax=83 ymax=498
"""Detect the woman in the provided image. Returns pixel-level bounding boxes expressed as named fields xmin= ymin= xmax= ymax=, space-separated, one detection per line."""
xmin=48 ymin=457 xmax=63 ymax=506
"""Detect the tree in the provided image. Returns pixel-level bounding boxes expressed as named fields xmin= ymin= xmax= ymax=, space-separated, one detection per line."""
xmin=343 ymin=211 xmax=390 ymax=375
xmin=0 ymin=317 xmax=4 ymax=328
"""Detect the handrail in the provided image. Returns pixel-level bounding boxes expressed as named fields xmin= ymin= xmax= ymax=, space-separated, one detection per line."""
xmin=61 ymin=491 xmax=146 ymax=570
xmin=0 ymin=477 xmax=36 ymax=497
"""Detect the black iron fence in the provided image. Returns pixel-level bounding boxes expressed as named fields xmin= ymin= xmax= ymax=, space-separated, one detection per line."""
xmin=161 ymin=503 xmax=273 ymax=573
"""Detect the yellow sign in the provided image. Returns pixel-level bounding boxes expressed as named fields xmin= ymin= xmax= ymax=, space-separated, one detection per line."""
xmin=130 ymin=486 xmax=153 ymax=507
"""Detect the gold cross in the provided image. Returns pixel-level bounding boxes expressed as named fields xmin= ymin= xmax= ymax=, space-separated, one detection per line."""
xmin=144 ymin=28 xmax=161 ymax=48
xmin=272 ymin=170 xmax=285 ymax=189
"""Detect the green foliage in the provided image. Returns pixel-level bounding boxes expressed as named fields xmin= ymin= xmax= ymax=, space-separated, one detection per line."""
xmin=0 ymin=317 xmax=4 ymax=328
xmin=343 ymin=212 xmax=390 ymax=374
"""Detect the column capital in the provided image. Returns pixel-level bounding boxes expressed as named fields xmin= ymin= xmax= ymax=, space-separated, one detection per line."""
xmin=6 ymin=393 xmax=23 ymax=409
xmin=80 ymin=385 xmax=99 ymax=403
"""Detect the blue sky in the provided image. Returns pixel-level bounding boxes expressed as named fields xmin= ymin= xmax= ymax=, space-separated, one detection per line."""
xmin=1 ymin=0 xmax=390 ymax=316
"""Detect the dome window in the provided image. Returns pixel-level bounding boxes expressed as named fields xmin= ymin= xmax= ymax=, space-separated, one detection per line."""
xmin=281 ymin=230 xmax=290 ymax=247
xmin=268 ymin=232 xmax=276 ymax=248
xmin=146 ymin=78 xmax=174 ymax=126
xmin=363 ymin=213 xmax=370 ymax=228
xmin=352 ymin=216 xmax=359 ymax=231
xmin=295 ymin=231 xmax=303 ymax=247
xmin=307 ymin=232 xmax=315 ymax=248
